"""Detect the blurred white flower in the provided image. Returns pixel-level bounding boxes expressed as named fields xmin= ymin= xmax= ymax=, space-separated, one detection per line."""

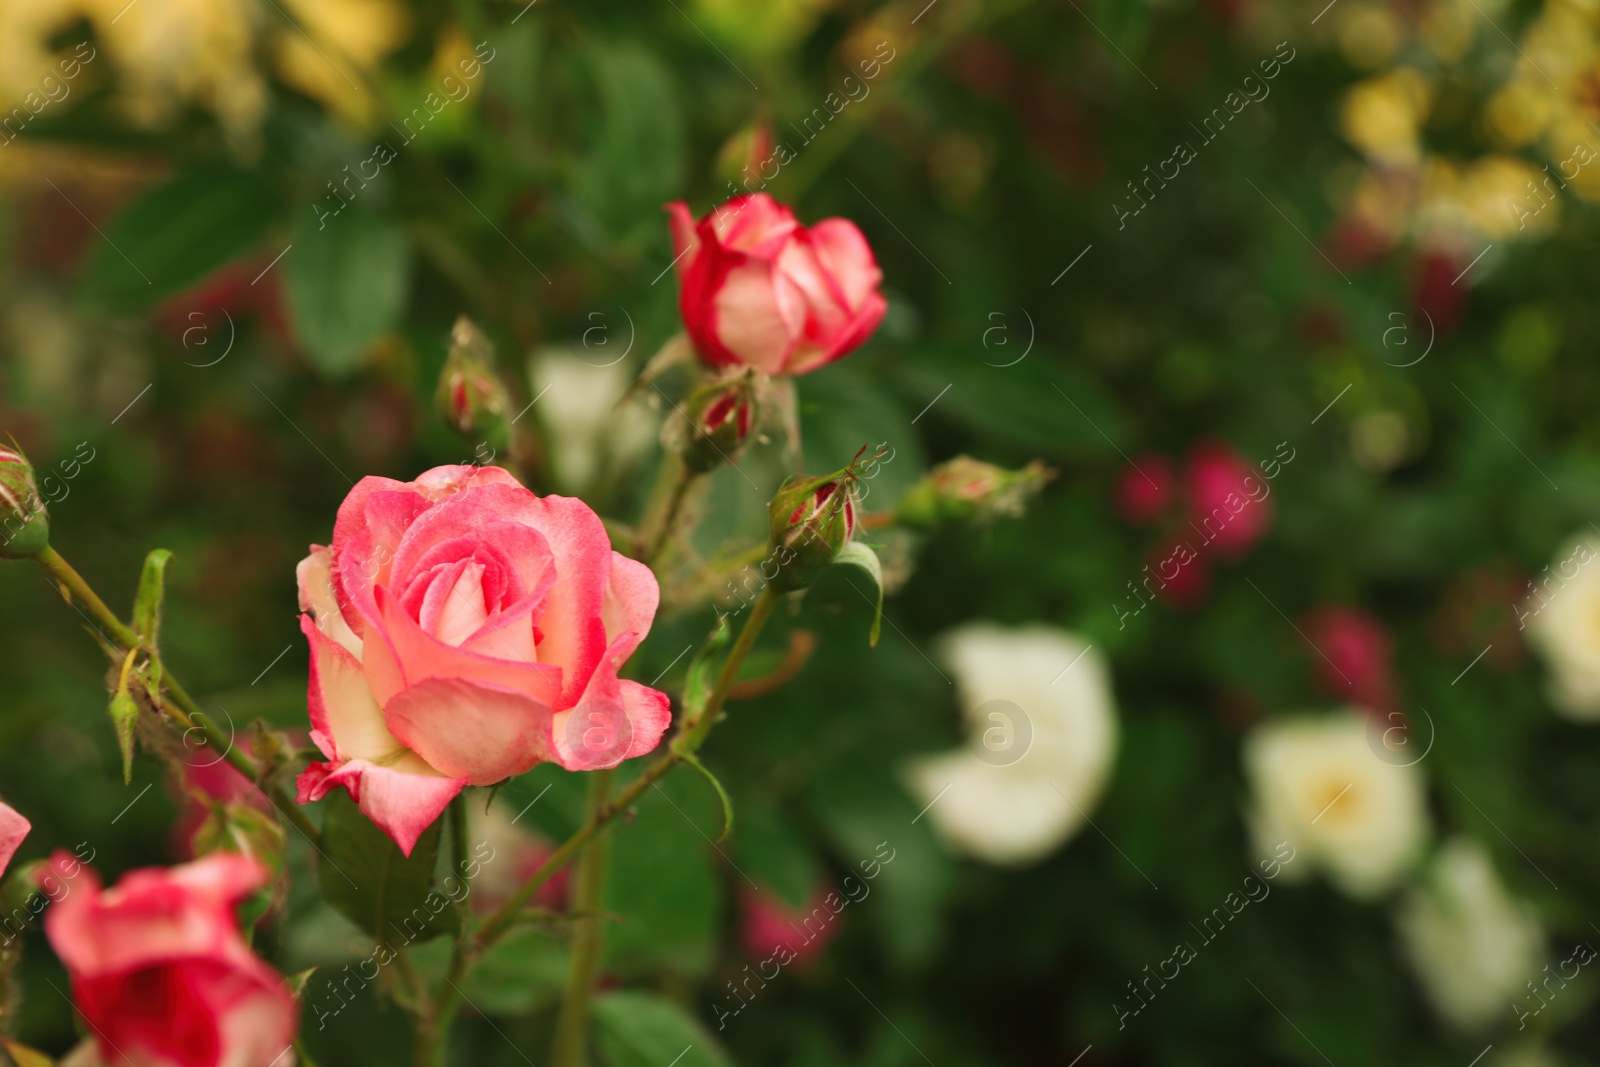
xmin=1522 ymin=534 xmax=1600 ymax=720
xmin=1243 ymin=710 xmax=1428 ymax=899
xmin=904 ymin=624 xmax=1118 ymax=866
xmin=1397 ymin=837 xmax=1543 ymax=1033
xmin=529 ymin=348 xmax=658 ymax=495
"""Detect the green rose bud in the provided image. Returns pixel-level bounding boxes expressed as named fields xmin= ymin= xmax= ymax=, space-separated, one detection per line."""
xmin=673 ymin=371 xmax=760 ymax=473
xmin=767 ymin=471 xmax=860 ymax=592
xmin=895 ymin=456 xmax=1053 ymax=530
xmin=0 ymin=443 xmax=49 ymax=560
xmin=436 ymin=316 xmax=511 ymax=449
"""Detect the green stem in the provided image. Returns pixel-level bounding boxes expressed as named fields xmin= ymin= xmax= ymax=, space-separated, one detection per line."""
xmin=32 ymin=547 xmax=321 ymax=844
xmin=637 ymin=455 xmax=698 ymax=566
xmin=548 ymin=767 xmax=616 ymax=1067
xmin=469 ymin=584 xmax=782 ymax=954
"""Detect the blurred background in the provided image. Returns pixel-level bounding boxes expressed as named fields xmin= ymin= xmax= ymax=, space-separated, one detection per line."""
xmin=0 ymin=0 xmax=1596 ymax=1063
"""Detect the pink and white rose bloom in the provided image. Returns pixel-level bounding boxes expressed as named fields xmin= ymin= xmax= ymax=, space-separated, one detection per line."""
xmin=43 ymin=852 xmax=295 ymax=1067
xmin=666 ymin=193 xmax=887 ymax=376
xmin=296 ymin=465 xmax=671 ymax=855
xmin=0 ymin=799 xmax=28 ymax=876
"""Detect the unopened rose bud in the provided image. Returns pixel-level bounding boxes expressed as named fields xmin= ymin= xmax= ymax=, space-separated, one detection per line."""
xmin=895 ymin=456 xmax=1053 ymax=529
xmin=672 ymin=371 xmax=759 ymax=472
xmin=0 ymin=443 xmax=49 ymax=559
xmin=768 ymin=472 xmax=860 ymax=591
xmin=715 ymin=118 xmax=775 ymax=190
xmin=436 ymin=317 xmax=511 ymax=448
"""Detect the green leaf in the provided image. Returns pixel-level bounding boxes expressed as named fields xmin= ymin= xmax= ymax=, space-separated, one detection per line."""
xmin=2 ymin=1040 xmax=55 ymax=1067
xmin=593 ymin=991 xmax=731 ymax=1067
xmin=317 ymin=790 xmax=454 ymax=945
xmin=602 ymin=773 xmax=721 ymax=978
xmin=133 ymin=548 xmax=171 ymax=653
xmin=571 ymin=43 xmax=685 ymax=244
xmin=428 ymin=927 xmax=568 ymax=1016
xmin=731 ymin=803 xmax=819 ymax=909
xmin=833 ymin=542 xmax=884 ymax=647
xmin=80 ymin=167 xmax=279 ymax=311
xmin=682 ymin=619 xmax=732 ymax=722
xmin=284 ymin=208 xmax=411 ymax=376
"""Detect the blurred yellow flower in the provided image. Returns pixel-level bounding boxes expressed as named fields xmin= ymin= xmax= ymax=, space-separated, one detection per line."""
xmin=1485 ymin=79 xmax=1554 ymax=148
xmin=90 ymin=0 xmax=265 ymax=141
xmin=0 ymin=0 xmax=98 ymax=110
xmin=1340 ymin=68 xmax=1432 ymax=168
xmin=274 ymin=0 xmax=410 ymax=129
xmin=1337 ymin=4 xmax=1402 ymax=70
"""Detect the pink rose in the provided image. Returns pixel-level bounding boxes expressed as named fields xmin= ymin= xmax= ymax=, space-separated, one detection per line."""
xmin=1302 ymin=604 xmax=1398 ymax=713
xmin=666 ymin=193 xmax=887 ymax=376
xmin=295 ymin=465 xmax=671 ymax=855
xmin=0 ymin=800 xmax=29 ymax=876
xmin=1184 ymin=439 xmax=1273 ymax=559
xmin=43 ymin=852 xmax=296 ymax=1067
xmin=740 ymin=884 xmax=844 ymax=967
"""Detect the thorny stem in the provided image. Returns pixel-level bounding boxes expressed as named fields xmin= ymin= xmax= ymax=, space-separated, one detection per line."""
xmin=637 ymin=454 xmax=699 ymax=567
xmin=32 ymin=546 xmax=321 ymax=844
xmin=468 ymin=584 xmax=783 ymax=954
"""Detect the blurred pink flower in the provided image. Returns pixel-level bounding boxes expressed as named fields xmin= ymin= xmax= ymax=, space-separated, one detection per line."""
xmin=1184 ymin=439 xmax=1273 ymax=560
xmin=741 ymin=884 xmax=844 ymax=967
xmin=1302 ymin=604 xmax=1398 ymax=714
xmin=1114 ymin=454 xmax=1175 ymax=525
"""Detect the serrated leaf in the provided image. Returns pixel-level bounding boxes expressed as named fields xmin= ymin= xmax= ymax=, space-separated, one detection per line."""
xmin=833 ymin=541 xmax=884 ymax=647
xmin=80 ymin=167 xmax=279 ymax=311
xmin=317 ymin=790 xmax=454 ymax=945
xmin=593 ymin=991 xmax=731 ymax=1067
xmin=284 ymin=208 xmax=411 ymax=376
xmin=682 ymin=618 xmax=733 ymax=722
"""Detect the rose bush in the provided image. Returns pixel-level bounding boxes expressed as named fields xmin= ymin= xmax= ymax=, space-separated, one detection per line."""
xmin=42 ymin=852 xmax=295 ymax=1067
xmin=666 ymin=193 xmax=887 ymax=375
xmin=295 ymin=464 xmax=671 ymax=854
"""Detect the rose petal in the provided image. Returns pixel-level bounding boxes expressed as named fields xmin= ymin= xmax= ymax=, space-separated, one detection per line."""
xmin=551 ymin=632 xmax=671 ymax=770
xmin=0 ymin=801 xmax=29 ymax=878
xmin=806 ymin=218 xmax=884 ymax=313
xmin=711 ymin=255 xmax=806 ymax=374
xmin=297 ymin=545 xmax=362 ymax=658
xmin=297 ymin=754 xmax=466 ymax=858
xmin=385 ymin=676 xmax=556 ymax=783
xmin=601 ymin=551 xmax=660 ymax=657
xmin=302 ymin=614 xmax=405 ymax=765
xmin=367 ymin=585 xmax=562 ymax=710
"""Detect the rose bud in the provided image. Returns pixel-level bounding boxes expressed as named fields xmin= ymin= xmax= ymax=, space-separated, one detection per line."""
xmin=666 ymin=193 xmax=888 ymax=376
xmin=671 ymin=371 xmax=760 ymax=473
xmin=895 ymin=456 xmax=1053 ymax=529
xmin=768 ymin=471 xmax=859 ymax=591
xmin=43 ymin=851 xmax=297 ymax=1067
xmin=0 ymin=443 xmax=48 ymax=560
xmin=436 ymin=316 xmax=512 ymax=448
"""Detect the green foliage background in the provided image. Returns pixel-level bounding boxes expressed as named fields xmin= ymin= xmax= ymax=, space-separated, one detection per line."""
xmin=0 ymin=0 xmax=1593 ymax=1064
